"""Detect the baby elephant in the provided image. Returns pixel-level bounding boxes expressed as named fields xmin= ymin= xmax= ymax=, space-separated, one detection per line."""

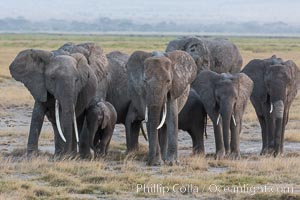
xmin=86 ymin=101 xmax=117 ymax=157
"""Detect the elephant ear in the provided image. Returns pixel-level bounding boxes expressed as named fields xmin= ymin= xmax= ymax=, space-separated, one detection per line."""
xmin=165 ymin=37 xmax=191 ymax=52
xmin=59 ymin=43 xmax=108 ymax=82
xmin=71 ymin=53 xmax=92 ymax=93
xmin=126 ymin=51 xmax=152 ymax=96
xmin=9 ymin=49 xmax=53 ymax=102
xmin=97 ymin=102 xmax=110 ymax=129
xmin=184 ymin=37 xmax=210 ymax=72
xmin=77 ymin=43 xmax=108 ymax=81
xmin=166 ymin=51 xmax=197 ymax=99
xmin=191 ymin=70 xmax=220 ymax=112
xmin=284 ymin=60 xmax=300 ymax=90
xmin=236 ymin=73 xmax=253 ymax=110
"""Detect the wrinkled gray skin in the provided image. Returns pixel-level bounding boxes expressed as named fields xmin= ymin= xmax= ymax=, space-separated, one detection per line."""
xmin=242 ymin=55 xmax=300 ymax=156
xmin=178 ymin=88 xmax=207 ymax=154
xmin=192 ymin=70 xmax=253 ymax=159
xmin=86 ymin=101 xmax=117 ymax=157
xmin=9 ymin=43 xmax=108 ymax=156
xmin=104 ymin=51 xmax=143 ymax=151
xmin=127 ymin=50 xmax=197 ymax=166
xmin=166 ymin=37 xmax=243 ymax=74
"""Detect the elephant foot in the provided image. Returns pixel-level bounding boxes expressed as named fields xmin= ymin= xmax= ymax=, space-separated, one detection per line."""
xmin=228 ymin=152 xmax=241 ymax=160
xmin=126 ymin=146 xmax=139 ymax=154
xmin=27 ymin=149 xmax=39 ymax=157
xmin=273 ymin=147 xmax=283 ymax=157
xmin=147 ymin=158 xmax=163 ymax=166
xmin=80 ymin=152 xmax=93 ymax=160
xmin=215 ymin=150 xmax=225 ymax=160
xmin=164 ymin=160 xmax=180 ymax=166
xmin=260 ymin=147 xmax=275 ymax=156
xmin=192 ymin=146 xmax=205 ymax=156
xmin=94 ymin=150 xmax=107 ymax=159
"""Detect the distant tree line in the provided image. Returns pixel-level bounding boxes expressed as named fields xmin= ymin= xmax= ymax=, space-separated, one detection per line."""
xmin=1 ymin=16 xmax=300 ymax=34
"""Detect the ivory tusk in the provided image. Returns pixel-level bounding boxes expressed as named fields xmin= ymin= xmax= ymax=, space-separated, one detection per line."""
xmin=216 ymin=114 xmax=221 ymax=125
xmin=232 ymin=114 xmax=237 ymax=126
xmin=145 ymin=106 xmax=148 ymax=122
xmin=73 ymin=105 xmax=79 ymax=143
xmin=140 ymin=124 xmax=148 ymax=141
xmin=157 ymin=103 xmax=167 ymax=130
xmin=55 ymin=100 xmax=66 ymax=143
xmin=270 ymin=103 xmax=273 ymax=113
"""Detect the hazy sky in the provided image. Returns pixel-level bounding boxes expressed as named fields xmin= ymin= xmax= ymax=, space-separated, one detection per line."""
xmin=1 ymin=0 xmax=299 ymax=24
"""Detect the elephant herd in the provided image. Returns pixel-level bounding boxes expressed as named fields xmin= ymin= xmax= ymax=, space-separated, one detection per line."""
xmin=9 ymin=36 xmax=300 ymax=166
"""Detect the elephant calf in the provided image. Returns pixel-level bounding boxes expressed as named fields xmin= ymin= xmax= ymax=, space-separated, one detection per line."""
xmin=86 ymin=101 xmax=117 ymax=157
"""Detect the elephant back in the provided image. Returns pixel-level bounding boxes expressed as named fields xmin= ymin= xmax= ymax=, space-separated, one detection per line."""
xmin=203 ymin=38 xmax=243 ymax=73
xmin=166 ymin=36 xmax=243 ymax=74
xmin=56 ymin=43 xmax=109 ymax=100
xmin=57 ymin=43 xmax=108 ymax=82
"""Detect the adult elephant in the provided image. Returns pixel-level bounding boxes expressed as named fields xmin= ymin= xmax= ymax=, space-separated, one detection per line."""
xmin=9 ymin=43 xmax=108 ymax=156
xmin=192 ymin=70 xmax=253 ymax=159
xmin=166 ymin=36 xmax=243 ymax=74
xmin=105 ymin=51 xmax=148 ymax=151
xmin=127 ymin=50 xmax=197 ymax=165
xmin=242 ymin=55 xmax=300 ymax=156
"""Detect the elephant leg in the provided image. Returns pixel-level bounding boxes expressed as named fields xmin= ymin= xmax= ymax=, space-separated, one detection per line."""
xmin=257 ymin=115 xmax=267 ymax=155
xmin=274 ymin=118 xmax=283 ymax=157
xmin=191 ymin=127 xmax=205 ymax=155
xmin=130 ymin=121 xmax=141 ymax=151
xmin=166 ymin=99 xmax=179 ymax=165
xmin=159 ymin=124 xmax=167 ymax=161
xmin=280 ymin=109 xmax=289 ymax=154
xmin=125 ymin=105 xmax=136 ymax=152
xmin=97 ymin=128 xmax=113 ymax=157
xmin=79 ymin=114 xmax=92 ymax=158
xmin=213 ymin=122 xmax=225 ymax=159
xmin=27 ymin=101 xmax=47 ymax=156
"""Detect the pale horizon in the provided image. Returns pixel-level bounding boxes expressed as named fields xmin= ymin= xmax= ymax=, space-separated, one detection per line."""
xmin=0 ymin=0 xmax=299 ymax=25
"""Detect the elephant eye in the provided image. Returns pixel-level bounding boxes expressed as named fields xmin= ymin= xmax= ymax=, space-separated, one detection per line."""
xmin=51 ymin=75 xmax=55 ymax=80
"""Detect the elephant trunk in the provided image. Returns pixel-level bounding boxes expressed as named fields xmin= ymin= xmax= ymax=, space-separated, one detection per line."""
xmin=220 ymin=104 xmax=233 ymax=154
xmin=58 ymin=96 xmax=76 ymax=154
xmin=55 ymin=101 xmax=79 ymax=143
xmin=272 ymin=99 xmax=284 ymax=155
xmin=146 ymin=105 xmax=163 ymax=165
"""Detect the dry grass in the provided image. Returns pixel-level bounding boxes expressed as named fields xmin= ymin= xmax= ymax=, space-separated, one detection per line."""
xmin=0 ymin=84 xmax=33 ymax=107
xmin=0 ymin=151 xmax=299 ymax=199
xmin=0 ymin=34 xmax=300 ymax=199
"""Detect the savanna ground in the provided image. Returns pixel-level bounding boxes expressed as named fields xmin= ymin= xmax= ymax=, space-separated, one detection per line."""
xmin=0 ymin=34 xmax=300 ymax=200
